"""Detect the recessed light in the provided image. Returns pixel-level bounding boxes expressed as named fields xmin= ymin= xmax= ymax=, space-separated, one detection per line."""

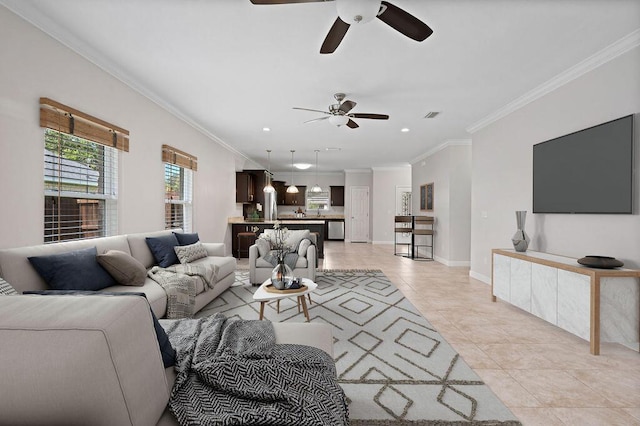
xmin=262 ymin=127 xmax=271 ymax=132
xmin=294 ymin=163 xmax=312 ymax=170
xmin=401 ymin=128 xmax=410 ymax=133
xmin=325 ymin=147 xmax=341 ymax=151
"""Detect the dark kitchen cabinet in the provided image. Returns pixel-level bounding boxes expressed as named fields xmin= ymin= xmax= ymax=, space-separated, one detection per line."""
xmin=236 ymin=172 xmax=255 ymax=203
xmin=330 ymin=186 xmax=345 ymax=206
xmin=284 ymin=186 xmax=306 ymax=206
xmin=272 ymin=180 xmax=286 ymax=205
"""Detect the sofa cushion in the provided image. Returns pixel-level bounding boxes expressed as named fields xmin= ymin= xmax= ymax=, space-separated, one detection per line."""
xmin=261 ymin=229 xmax=311 ymax=253
xmin=0 ymin=277 xmax=18 ymax=295
xmin=22 ymin=290 xmax=175 ymax=368
xmin=102 ymin=279 xmax=168 ymax=318
xmin=190 ymin=256 xmax=234 ymax=282
xmin=174 ymin=241 xmax=208 ymax=264
xmin=146 ymin=234 xmax=180 ymax=267
xmin=174 ymin=232 xmax=200 ymax=246
xmin=28 ymin=247 xmax=116 ymax=291
xmin=96 ymin=250 xmax=147 ymax=286
xmin=256 ymin=256 xmax=308 ymax=269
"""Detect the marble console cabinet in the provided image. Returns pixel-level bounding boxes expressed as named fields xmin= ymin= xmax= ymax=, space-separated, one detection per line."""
xmin=491 ymin=249 xmax=640 ymax=355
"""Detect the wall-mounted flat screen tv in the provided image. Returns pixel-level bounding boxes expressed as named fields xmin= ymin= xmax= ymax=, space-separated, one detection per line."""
xmin=533 ymin=114 xmax=634 ymax=214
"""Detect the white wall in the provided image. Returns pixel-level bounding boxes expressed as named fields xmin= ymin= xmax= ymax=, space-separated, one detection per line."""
xmin=470 ymin=46 xmax=640 ymax=282
xmin=0 ymin=7 xmax=245 ymax=251
xmin=411 ymin=143 xmax=472 ymax=265
xmin=371 ymin=167 xmax=411 ymax=244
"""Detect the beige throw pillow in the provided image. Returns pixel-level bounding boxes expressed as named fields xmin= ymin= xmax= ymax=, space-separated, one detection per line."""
xmin=96 ymin=250 xmax=147 ymax=286
xmin=174 ymin=241 xmax=208 ymax=264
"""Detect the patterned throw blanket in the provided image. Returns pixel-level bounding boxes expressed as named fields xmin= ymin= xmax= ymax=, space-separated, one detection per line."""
xmin=162 ymin=314 xmax=349 ymax=426
xmin=148 ymin=264 xmax=217 ymax=319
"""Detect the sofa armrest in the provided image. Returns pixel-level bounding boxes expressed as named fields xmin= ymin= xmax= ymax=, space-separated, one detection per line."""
xmin=305 ymin=244 xmax=317 ymax=282
xmin=0 ymin=295 xmax=169 ymax=426
xmin=201 ymin=242 xmax=225 ymax=257
xmin=249 ymin=244 xmax=259 ymax=284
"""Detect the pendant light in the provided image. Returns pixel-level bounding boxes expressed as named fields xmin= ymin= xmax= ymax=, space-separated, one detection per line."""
xmin=286 ymin=150 xmax=299 ymax=194
xmin=263 ymin=149 xmax=275 ymax=193
xmin=311 ymin=150 xmax=322 ymax=193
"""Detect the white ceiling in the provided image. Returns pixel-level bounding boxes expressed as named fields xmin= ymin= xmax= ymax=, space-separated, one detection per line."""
xmin=3 ymin=0 xmax=640 ymax=172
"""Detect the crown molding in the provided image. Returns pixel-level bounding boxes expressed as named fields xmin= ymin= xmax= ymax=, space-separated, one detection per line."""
xmin=466 ymin=29 xmax=640 ymax=134
xmin=344 ymin=169 xmax=373 ymax=174
xmin=411 ymin=139 xmax=472 ymax=164
xmin=371 ymin=165 xmax=411 ymax=172
xmin=3 ymin=1 xmax=252 ymax=163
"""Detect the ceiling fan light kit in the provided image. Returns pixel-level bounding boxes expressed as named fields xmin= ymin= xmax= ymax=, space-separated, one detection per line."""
xmin=294 ymin=92 xmax=389 ymax=129
xmin=250 ymin=0 xmax=433 ymax=54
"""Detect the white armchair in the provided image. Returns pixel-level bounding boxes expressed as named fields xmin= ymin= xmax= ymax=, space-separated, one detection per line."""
xmin=249 ymin=230 xmax=317 ymax=285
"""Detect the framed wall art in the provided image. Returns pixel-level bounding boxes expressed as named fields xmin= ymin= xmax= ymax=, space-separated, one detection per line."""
xmin=421 ymin=183 xmax=433 ymax=212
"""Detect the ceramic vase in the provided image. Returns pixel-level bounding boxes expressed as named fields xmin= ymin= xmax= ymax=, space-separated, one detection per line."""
xmin=511 ymin=210 xmax=530 ymax=252
xmin=271 ymin=262 xmax=293 ymax=290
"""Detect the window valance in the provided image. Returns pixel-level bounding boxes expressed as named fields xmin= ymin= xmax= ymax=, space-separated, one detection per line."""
xmin=162 ymin=144 xmax=198 ymax=171
xmin=39 ymin=97 xmax=129 ymax=152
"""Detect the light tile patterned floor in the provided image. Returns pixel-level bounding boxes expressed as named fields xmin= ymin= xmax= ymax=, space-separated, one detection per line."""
xmin=238 ymin=241 xmax=640 ymax=425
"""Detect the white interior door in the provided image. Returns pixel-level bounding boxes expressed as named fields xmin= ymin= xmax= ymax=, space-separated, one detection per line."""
xmin=350 ymin=186 xmax=369 ymax=242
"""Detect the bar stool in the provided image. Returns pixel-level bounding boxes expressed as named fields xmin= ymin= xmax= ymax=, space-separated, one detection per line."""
xmin=237 ymin=231 xmax=256 ymax=259
xmin=413 ymin=216 xmax=434 ymax=261
xmin=394 ymin=216 xmax=413 ymax=257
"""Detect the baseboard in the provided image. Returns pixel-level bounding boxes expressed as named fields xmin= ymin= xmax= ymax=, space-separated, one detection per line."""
xmin=469 ymin=270 xmax=491 ymax=284
xmin=434 ymin=255 xmax=470 ymax=267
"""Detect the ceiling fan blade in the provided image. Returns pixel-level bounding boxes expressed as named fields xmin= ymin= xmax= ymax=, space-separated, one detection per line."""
xmin=349 ymin=113 xmax=389 ymax=120
xmin=320 ymin=17 xmax=350 ymax=54
xmin=293 ymin=107 xmax=331 ymax=114
xmin=339 ymin=100 xmax=356 ymax=114
xmin=304 ymin=116 xmax=331 ymax=124
xmin=377 ymin=1 xmax=433 ymax=42
xmin=250 ymin=0 xmax=330 ymax=4
xmin=346 ymin=119 xmax=359 ymax=129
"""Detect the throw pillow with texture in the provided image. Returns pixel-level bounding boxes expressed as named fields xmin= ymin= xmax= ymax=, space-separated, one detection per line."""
xmin=286 ymin=229 xmax=311 ymax=252
xmin=96 ymin=250 xmax=147 ymax=286
xmin=23 ymin=290 xmax=175 ymax=368
xmin=28 ymin=247 xmax=116 ymax=291
xmin=173 ymin=232 xmax=200 ymax=246
xmin=174 ymin=241 xmax=208 ymax=264
xmin=297 ymin=238 xmax=312 ymax=257
xmin=145 ymin=234 xmax=180 ymax=267
xmin=255 ymin=238 xmax=271 ymax=258
xmin=0 ymin=277 xmax=18 ymax=295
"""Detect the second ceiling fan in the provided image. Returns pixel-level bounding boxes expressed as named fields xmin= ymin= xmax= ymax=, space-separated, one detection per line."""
xmin=294 ymin=93 xmax=389 ymax=129
xmin=250 ymin=0 xmax=433 ymax=54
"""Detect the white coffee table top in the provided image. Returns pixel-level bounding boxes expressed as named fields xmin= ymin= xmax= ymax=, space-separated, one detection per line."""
xmin=253 ymin=277 xmax=317 ymax=302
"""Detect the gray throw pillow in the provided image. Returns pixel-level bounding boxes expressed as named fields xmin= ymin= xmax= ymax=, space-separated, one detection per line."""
xmin=96 ymin=250 xmax=147 ymax=286
xmin=255 ymin=238 xmax=271 ymax=258
xmin=0 ymin=277 xmax=18 ymax=295
xmin=297 ymin=238 xmax=312 ymax=257
xmin=174 ymin=241 xmax=208 ymax=264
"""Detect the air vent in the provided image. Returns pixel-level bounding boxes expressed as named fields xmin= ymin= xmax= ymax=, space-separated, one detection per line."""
xmin=424 ymin=111 xmax=440 ymax=119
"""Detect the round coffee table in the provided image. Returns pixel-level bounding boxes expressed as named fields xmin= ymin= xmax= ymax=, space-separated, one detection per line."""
xmin=253 ymin=278 xmax=317 ymax=322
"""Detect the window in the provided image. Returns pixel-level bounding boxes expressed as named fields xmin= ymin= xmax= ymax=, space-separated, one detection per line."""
xmin=40 ymin=98 xmax=128 ymax=243
xmin=306 ymin=190 xmax=330 ymax=212
xmin=162 ymin=145 xmax=197 ymax=232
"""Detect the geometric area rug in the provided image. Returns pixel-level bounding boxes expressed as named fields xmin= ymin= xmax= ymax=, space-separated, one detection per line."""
xmin=197 ymin=270 xmax=522 ymax=426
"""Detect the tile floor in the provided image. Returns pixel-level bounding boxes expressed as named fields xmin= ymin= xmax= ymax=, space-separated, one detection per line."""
xmin=239 ymin=241 xmax=640 ymax=425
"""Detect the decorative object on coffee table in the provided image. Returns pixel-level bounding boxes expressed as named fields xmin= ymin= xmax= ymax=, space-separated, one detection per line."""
xmin=577 ymin=255 xmax=624 ymax=269
xmin=511 ymin=210 xmax=530 ymax=252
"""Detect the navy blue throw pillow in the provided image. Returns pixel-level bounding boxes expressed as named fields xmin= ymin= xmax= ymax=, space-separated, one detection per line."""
xmin=28 ymin=247 xmax=116 ymax=291
xmin=23 ymin=290 xmax=176 ymax=368
xmin=173 ymin=232 xmax=200 ymax=246
xmin=145 ymin=234 xmax=180 ymax=267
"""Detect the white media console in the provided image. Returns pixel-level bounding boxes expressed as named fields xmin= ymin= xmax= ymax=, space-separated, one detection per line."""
xmin=491 ymin=249 xmax=640 ymax=355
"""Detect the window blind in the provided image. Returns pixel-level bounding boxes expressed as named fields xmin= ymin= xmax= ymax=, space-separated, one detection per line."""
xmin=162 ymin=144 xmax=198 ymax=171
xmin=40 ymin=97 xmax=129 ymax=152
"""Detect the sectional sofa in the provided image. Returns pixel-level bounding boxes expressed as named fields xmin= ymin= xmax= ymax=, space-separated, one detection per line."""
xmin=0 ymin=229 xmax=336 ymax=425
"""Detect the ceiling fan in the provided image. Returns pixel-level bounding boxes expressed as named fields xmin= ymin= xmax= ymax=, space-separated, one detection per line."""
xmin=293 ymin=93 xmax=389 ymax=129
xmin=249 ymin=0 xmax=433 ymax=54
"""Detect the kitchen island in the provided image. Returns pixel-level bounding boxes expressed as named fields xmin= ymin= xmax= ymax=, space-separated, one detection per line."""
xmin=229 ymin=219 xmax=326 ymax=259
